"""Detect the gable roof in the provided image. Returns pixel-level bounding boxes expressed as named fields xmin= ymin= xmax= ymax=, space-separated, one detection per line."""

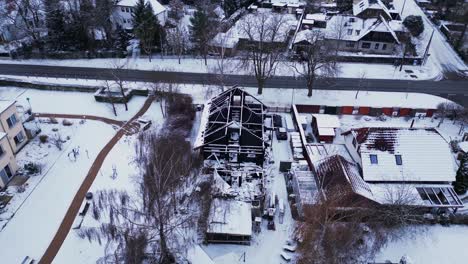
xmin=346 ymin=127 xmax=456 ymax=183
xmin=117 ymin=0 xmax=166 ymax=15
xmin=353 ymin=0 xmax=391 ymax=19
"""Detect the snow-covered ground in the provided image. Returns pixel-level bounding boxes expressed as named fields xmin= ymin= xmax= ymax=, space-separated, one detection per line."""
xmin=0 ymin=76 xmax=455 ymax=110
xmin=0 ymin=56 xmax=441 ymax=80
xmin=0 ymin=86 xmax=147 ymax=120
xmin=0 ymin=120 xmax=116 ymax=263
xmin=393 ymin=0 xmax=467 ymax=76
xmin=53 ymin=101 xmax=164 ymax=263
xmin=374 ymin=225 xmax=468 ymax=264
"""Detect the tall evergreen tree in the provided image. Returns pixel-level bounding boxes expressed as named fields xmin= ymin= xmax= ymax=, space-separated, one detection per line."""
xmin=190 ymin=7 xmax=212 ymax=65
xmin=114 ymin=26 xmax=132 ymax=54
xmin=454 ymin=153 xmax=468 ymax=195
xmin=45 ymin=0 xmax=65 ymax=50
xmin=133 ymin=1 xmax=160 ymax=61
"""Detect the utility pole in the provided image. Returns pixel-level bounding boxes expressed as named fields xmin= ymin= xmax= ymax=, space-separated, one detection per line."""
xmin=422 ymin=29 xmax=435 ymax=66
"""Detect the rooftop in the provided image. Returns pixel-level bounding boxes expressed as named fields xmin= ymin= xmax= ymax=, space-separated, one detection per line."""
xmin=207 ymin=198 xmax=252 ymax=236
xmin=347 ymin=127 xmax=456 ymax=183
xmin=117 ymin=0 xmax=166 ymax=14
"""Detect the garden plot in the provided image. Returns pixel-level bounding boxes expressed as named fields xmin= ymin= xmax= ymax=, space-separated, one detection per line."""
xmin=0 ymin=119 xmax=116 ymax=263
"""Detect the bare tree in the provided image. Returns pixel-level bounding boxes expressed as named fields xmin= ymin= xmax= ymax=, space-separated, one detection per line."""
xmin=78 ymin=132 xmax=201 ymax=263
xmin=208 ymin=29 xmax=238 ymax=91
xmin=107 ymin=60 xmax=130 ymax=111
xmin=436 ymin=102 xmax=461 ymax=128
xmin=241 ymin=11 xmax=290 ymax=95
xmin=1 ymin=0 xmax=44 ymax=43
xmin=102 ymin=80 xmax=118 ymax=117
xmin=290 ymin=30 xmax=336 ymax=97
xmin=166 ymin=24 xmax=190 ymax=64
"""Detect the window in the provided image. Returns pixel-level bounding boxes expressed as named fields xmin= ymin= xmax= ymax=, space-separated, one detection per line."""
xmin=361 ymin=42 xmax=371 ymax=49
xmin=355 ymin=30 xmax=360 ymax=35
xmin=395 ymin=155 xmax=402 ymax=165
xmin=0 ymin=145 xmax=4 ymax=157
xmin=14 ymin=131 xmax=24 ymax=145
xmin=375 ymin=43 xmax=379 ymax=49
xmin=6 ymin=114 xmax=17 ymax=128
xmin=349 ymin=17 xmax=355 ymax=22
xmin=382 ymin=44 xmax=387 ymax=50
xmin=0 ymin=164 xmax=13 ymax=179
xmin=121 ymin=7 xmax=125 ymax=12
xmin=347 ymin=29 xmax=353 ymax=35
xmin=346 ymin=41 xmax=355 ymax=48
xmin=370 ymin=154 xmax=378 ymax=164
xmin=126 ymin=7 xmax=130 ymax=12
xmin=352 ymin=137 xmax=357 ymax=148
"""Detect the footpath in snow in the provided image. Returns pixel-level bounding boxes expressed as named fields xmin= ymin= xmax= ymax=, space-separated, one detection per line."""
xmin=0 ymin=121 xmax=116 ymax=263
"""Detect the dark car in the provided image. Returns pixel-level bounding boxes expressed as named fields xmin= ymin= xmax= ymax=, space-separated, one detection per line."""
xmin=276 ymin=127 xmax=288 ymax=140
xmin=273 ymin=114 xmax=283 ymax=128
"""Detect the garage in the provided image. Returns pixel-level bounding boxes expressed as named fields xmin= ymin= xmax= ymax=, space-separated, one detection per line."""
xmin=296 ymin=105 xmax=320 ymax=113
xmin=358 ymin=106 xmax=371 ymax=115
xmin=426 ymin=109 xmax=435 ymax=117
xmin=382 ymin=107 xmax=393 ymax=116
xmin=399 ymin=108 xmax=412 ymax=116
xmin=341 ymin=106 xmax=354 ymax=115
xmin=324 ymin=106 xmax=338 ymax=114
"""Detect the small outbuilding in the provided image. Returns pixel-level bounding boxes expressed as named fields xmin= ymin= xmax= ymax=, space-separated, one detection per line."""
xmin=311 ymin=114 xmax=340 ymax=143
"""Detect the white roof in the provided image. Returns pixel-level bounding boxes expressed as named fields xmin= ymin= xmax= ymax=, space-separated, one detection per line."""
xmin=293 ymin=170 xmax=319 ymax=205
xmin=117 ymin=0 xmax=166 ymax=14
xmin=312 ymin=114 xmax=340 ymax=128
xmin=207 ymin=198 xmax=252 ymax=236
xmin=354 ymin=128 xmax=456 ymax=182
xmin=318 ymin=127 xmax=335 ymax=136
xmin=305 ymin=13 xmax=327 ymax=21
xmin=353 ymin=0 xmax=391 ymax=18
xmin=0 ymin=100 xmax=15 ymax=114
xmin=459 ymin=141 xmax=468 ymax=153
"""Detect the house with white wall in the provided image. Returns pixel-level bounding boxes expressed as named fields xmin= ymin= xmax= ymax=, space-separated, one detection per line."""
xmin=113 ymin=0 xmax=167 ymax=30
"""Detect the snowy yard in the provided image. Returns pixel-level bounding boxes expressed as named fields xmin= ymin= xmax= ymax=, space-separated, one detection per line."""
xmin=0 ymin=119 xmax=116 ymax=263
xmin=0 ymin=86 xmax=147 ymax=120
xmin=53 ymin=101 xmax=166 ymax=263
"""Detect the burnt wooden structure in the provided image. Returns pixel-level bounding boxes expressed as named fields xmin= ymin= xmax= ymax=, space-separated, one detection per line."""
xmin=194 ymin=87 xmax=267 ymax=166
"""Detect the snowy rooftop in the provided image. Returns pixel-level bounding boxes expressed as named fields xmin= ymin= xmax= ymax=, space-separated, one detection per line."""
xmin=0 ymin=100 xmax=15 ymax=114
xmin=117 ymin=0 xmax=166 ymax=14
xmin=313 ymin=114 xmax=340 ymax=128
xmin=0 ymin=132 xmax=7 ymax=140
xmin=305 ymin=13 xmax=327 ymax=21
xmin=458 ymin=141 xmax=468 ymax=153
xmin=293 ymin=170 xmax=319 ymax=205
xmin=353 ymin=0 xmax=391 ymax=18
xmin=187 ymin=245 xmax=215 ymax=264
xmin=207 ymin=198 xmax=252 ymax=236
xmin=348 ymin=127 xmax=456 ymax=182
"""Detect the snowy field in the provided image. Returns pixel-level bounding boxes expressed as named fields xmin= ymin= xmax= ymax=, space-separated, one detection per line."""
xmin=374 ymin=225 xmax=468 ymax=263
xmin=53 ymin=101 xmax=165 ymax=263
xmin=0 ymin=56 xmax=442 ymax=80
xmin=0 ymin=86 xmax=147 ymax=120
xmin=0 ymin=120 xmax=116 ymax=263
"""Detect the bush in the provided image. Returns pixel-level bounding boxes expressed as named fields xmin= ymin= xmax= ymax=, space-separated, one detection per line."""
xmin=403 ymin=15 xmax=424 ymax=37
xmin=62 ymin=119 xmax=73 ymax=126
xmin=39 ymin=134 xmax=48 ymax=143
xmin=49 ymin=117 xmax=59 ymax=124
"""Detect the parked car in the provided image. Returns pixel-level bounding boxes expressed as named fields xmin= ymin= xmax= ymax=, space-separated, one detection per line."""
xmin=273 ymin=114 xmax=283 ymax=127
xmin=276 ymin=127 xmax=288 ymax=140
xmin=267 ymin=220 xmax=276 ymax=230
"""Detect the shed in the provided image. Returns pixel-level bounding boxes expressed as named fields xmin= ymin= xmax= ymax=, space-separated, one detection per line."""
xmin=311 ymin=114 xmax=340 ymax=143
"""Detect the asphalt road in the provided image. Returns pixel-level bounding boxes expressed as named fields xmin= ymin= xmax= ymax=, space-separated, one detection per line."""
xmin=1 ymin=63 xmax=467 ymax=106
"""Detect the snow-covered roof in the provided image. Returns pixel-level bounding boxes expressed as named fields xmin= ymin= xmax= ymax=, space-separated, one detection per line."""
xmin=117 ymin=0 xmax=166 ymax=15
xmin=347 ymin=127 xmax=456 ymax=182
xmin=305 ymin=13 xmax=327 ymax=21
xmin=207 ymin=198 xmax=252 ymax=236
xmin=0 ymin=100 xmax=16 ymax=114
xmin=210 ymin=32 xmax=239 ymax=48
xmin=0 ymin=132 xmax=7 ymax=141
xmin=312 ymin=114 xmax=340 ymax=128
xmin=353 ymin=0 xmax=391 ymax=19
xmin=318 ymin=127 xmax=335 ymax=136
xmin=458 ymin=141 xmax=468 ymax=153
xmin=293 ymin=170 xmax=320 ymax=204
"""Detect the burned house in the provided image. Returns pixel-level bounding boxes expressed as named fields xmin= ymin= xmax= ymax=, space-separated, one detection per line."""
xmin=194 ymin=87 xmax=267 ymax=166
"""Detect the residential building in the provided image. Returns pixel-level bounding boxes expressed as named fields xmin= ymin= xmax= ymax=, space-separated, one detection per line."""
xmin=0 ymin=101 xmax=28 ymax=154
xmin=112 ymin=0 xmax=167 ymax=30
xmin=334 ymin=127 xmax=464 ymax=210
xmin=0 ymin=132 xmax=19 ymax=188
xmin=194 ymin=87 xmax=267 ymax=166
